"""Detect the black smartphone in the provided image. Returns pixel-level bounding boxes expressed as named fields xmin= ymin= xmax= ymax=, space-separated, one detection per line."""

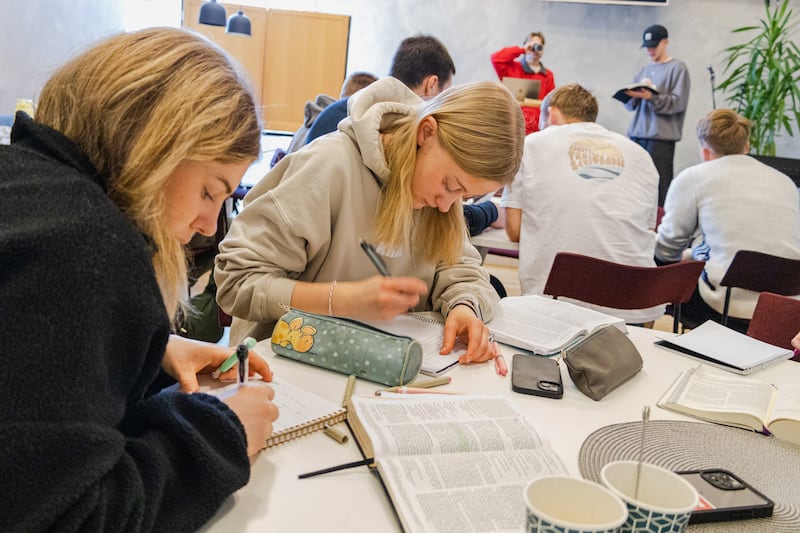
xmin=511 ymin=354 xmax=563 ymax=399
xmin=677 ymin=469 xmax=774 ymax=524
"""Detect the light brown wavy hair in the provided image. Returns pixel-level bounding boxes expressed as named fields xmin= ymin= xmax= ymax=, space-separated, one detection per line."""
xmin=36 ymin=27 xmax=262 ymax=318
xmin=696 ymin=108 xmax=751 ymax=156
xmin=377 ymin=81 xmax=524 ymax=264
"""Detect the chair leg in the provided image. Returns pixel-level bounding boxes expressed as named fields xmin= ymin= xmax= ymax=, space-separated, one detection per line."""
xmin=722 ymin=288 xmax=732 ymax=326
xmin=673 ymin=303 xmax=681 ymax=334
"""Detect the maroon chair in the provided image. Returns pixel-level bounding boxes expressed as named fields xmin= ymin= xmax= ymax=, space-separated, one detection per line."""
xmin=718 ymin=250 xmax=800 ymax=326
xmin=543 ymin=252 xmax=706 ymax=333
xmin=746 ymin=292 xmax=800 ymax=360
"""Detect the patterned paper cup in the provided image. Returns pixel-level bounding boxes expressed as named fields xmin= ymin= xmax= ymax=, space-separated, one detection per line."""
xmin=601 ymin=461 xmax=699 ymax=533
xmin=525 ymin=476 xmax=628 ymax=533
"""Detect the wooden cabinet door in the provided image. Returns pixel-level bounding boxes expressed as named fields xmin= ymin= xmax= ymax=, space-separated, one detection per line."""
xmin=182 ymin=2 xmax=349 ymax=132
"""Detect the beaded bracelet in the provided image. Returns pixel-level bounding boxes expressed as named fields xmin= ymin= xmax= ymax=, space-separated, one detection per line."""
xmin=328 ymin=280 xmax=337 ymax=316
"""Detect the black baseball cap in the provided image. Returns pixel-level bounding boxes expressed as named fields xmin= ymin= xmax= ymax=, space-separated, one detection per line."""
xmin=641 ymin=24 xmax=668 ymax=48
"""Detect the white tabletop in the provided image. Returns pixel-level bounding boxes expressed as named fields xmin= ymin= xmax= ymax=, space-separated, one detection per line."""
xmin=200 ymin=326 xmax=800 ymax=532
xmin=469 ymin=228 xmax=519 ymax=252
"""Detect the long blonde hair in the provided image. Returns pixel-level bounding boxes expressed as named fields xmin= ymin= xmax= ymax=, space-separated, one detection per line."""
xmin=35 ymin=28 xmax=262 ymax=317
xmin=377 ymin=81 xmax=524 ymax=264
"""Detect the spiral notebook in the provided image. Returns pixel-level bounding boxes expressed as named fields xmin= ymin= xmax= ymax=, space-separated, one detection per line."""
xmin=265 ymin=380 xmax=348 ymax=447
xmin=185 ymin=378 xmax=347 ymax=448
xmin=362 ymin=313 xmax=466 ymax=376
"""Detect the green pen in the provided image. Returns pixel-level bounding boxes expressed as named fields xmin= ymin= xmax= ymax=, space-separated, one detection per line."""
xmin=212 ymin=337 xmax=257 ymax=378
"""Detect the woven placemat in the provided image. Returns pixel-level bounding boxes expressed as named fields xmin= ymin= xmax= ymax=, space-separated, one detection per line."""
xmin=579 ymin=420 xmax=800 ymax=532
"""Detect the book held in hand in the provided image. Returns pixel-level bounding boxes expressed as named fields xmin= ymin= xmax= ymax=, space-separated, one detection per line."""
xmin=658 ymin=365 xmax=800 ymax=446
xmin=347 ymin=395 xmax=568 ymax=533
xmin=613 ymin=82 xmax=659 ymax=104
xmin=487 ymin=295 xmax=627 ymax=356
xmin=655 ymin=320 xmax=792 ymax=375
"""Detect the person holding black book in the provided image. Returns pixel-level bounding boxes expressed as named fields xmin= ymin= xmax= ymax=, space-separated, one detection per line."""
xmin=622 ymin=24 xmax=690 ymax=206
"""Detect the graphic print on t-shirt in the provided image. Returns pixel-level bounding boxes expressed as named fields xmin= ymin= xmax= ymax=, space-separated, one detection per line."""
xmin=567 ymin=138 xmax=625 ymax=180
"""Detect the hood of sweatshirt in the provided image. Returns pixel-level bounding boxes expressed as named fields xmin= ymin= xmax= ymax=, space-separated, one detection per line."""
xmin=337 ymin=77 xmax=423 ymax=184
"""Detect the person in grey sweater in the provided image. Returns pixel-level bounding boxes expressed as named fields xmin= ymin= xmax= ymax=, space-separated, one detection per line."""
xmin=216 ymin=77 xmax=524 ymax=365
xmin=624 ymin=24 xmax=691 ymax=206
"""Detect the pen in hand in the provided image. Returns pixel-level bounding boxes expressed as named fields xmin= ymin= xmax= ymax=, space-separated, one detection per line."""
xmin=360 ymin=239 xmax=391 ymax=277
xmin=212 ymin=337 xmax=256 ymax=379
xmin=236 ymin=342 xmax=249 ymax=385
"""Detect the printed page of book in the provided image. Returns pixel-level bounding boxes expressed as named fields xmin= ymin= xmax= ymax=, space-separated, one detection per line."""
xmin=767 ymin=383 xmax=800 ymax=445
xmin=378 ymin=449 xmax=567 ymax=533
xmin=350 ymin=395 xmax=549 ymax=458
xmin=488 ymin=295 xmax=626 ymax=355
xmin=658 ymin=365 xmax=774 ymax=431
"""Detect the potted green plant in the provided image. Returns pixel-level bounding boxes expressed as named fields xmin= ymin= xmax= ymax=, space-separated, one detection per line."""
xmin=717 ymin=0 xmax=800 ymax=156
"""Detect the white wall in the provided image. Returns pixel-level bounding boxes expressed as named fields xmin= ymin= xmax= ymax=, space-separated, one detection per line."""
xmin=1 ymin=0 xmax=797 ymax=174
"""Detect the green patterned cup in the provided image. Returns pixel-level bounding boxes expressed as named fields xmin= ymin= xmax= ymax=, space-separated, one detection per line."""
xmin=525 ymin=476 xmax=628 ymax=532
xmin=601 ymin=461 xmax=698 ymax=533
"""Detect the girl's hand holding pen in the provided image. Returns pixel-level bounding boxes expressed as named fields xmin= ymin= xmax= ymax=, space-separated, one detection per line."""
xmin=162 ymin=335 xmax=273 ymax=393
xmin=334 ymin=276 xmax=428 ymax=321
xmin=216 ymin=383 xmax=280 ymax=457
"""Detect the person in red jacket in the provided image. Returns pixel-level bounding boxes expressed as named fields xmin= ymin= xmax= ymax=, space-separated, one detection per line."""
xmin=491 ymin=31 xmax=556 ymax=134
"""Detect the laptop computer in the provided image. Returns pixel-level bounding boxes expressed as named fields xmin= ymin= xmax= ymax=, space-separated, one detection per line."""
xmin=502 ymin=77 xmax=541 ymax=102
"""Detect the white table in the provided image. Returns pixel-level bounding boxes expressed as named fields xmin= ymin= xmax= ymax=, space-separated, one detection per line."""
xmin=469 ymin=228 xmax=519 ymax=253
xmin=200 ymin=327 xmax=800 ymax=532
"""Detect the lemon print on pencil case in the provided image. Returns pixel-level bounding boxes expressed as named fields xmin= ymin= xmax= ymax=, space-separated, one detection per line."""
xmin=272 ymin=316 xmax=316 ymax=353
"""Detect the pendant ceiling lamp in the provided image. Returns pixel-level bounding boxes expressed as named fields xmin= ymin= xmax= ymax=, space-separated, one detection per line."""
xmin=198 ymin=2 xmax=251 ymax=36
xmin=226 ymin=9 xmax=252 ymax=36
xmin=198 ymin=0 xmax=226 ymax=26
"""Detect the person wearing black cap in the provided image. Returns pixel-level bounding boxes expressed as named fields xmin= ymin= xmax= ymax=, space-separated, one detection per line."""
xmin=623 ymin=24 xmax=690 ymax=207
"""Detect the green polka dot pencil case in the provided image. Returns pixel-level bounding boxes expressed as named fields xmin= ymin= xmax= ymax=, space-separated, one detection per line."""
xmin=271 ymin=309 xmax=422 ymax=386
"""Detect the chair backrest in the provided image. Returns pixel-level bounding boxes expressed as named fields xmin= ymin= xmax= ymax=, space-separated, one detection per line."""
xmin=746 ymin=292 xmax=800 ymax=352
xmin=543 ymin=252 xmax=705 ymax=332
xmin=719 ymin=250 xmax=800 ymax=324
xmin=719 ymin=250 xmax=800 ymax=295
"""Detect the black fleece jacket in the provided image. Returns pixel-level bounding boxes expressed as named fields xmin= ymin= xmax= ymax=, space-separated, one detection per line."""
xmin=0 ymin=114 xmax=250 ymax=532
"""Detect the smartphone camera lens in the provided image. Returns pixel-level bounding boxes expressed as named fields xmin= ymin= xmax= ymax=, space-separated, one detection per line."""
xmin=701 ymin=471 xmax=745 ymax=491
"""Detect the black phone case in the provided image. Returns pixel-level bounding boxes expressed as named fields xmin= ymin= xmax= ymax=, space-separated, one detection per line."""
xmin=677 ymin=469 xmax=774 ymax=524
xmin=511 ymin=354 xmax=563 ymax=399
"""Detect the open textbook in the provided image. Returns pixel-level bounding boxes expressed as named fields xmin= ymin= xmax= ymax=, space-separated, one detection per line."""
xmin=488 ymin=295 xmax=626 ymax=356
xmin=347 ymin=395 xmax=568 ymax=533
xmin=613 ymin=81 xmax=660 ymax=104
xmin=655 ymin=320 xmax=792 ymax=375
xmin=658 ymin=365 xmax=800 ymax=445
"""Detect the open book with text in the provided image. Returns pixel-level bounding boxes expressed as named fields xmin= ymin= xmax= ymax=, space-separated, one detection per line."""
xmin=347 ymin=395 xmax=568 ymax=533
xmin=613 ymin=81 xmax=659 ymax=104
xmin=657 ymin=365 xmax=800 ymax=446
xmin=655 ymin=320 xmax=792 ymax=375
xmin=488 ymin=295 xmax=627 ymax=356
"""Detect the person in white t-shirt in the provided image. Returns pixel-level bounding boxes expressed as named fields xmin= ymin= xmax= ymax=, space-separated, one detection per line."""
xmin=501 ymin=83 xmax=662 ymax=324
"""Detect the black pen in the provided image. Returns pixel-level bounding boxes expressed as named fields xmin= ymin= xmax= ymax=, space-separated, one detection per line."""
xmin=236 ymin=342 xmax=248 ymax=385
xmin=359 ymin=239 xmax=391 ymax=276
xmin=298 ymin=457 xmax=374 ymax=479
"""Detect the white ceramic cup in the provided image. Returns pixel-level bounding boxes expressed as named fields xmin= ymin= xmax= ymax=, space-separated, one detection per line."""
xmin=525 ymin=476 xmax=628 ymax=533
xmin=601 ymin=461 xmax=699 ymax=533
